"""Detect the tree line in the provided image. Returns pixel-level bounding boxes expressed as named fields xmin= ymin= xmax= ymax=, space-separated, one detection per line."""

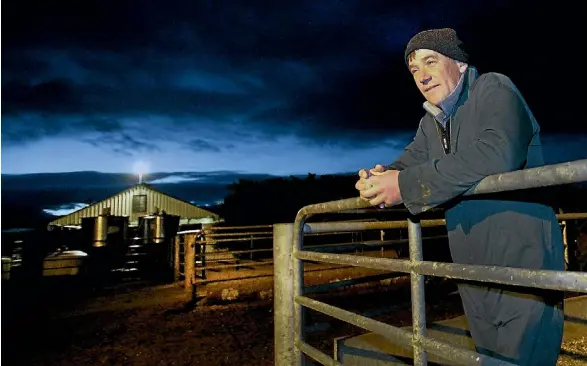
xmin=213 ymin=173 xmax=587 ymax=226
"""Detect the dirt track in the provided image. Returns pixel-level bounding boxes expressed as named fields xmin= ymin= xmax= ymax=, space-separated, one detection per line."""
xmin=3 ymin=274 xmax=463 ymax=366
xmin=2 ymin=271 xmax=585 ymax=366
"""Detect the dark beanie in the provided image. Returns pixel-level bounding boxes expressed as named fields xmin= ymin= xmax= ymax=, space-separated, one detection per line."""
xmin=404 ymin=28 xmax=469 ymax=66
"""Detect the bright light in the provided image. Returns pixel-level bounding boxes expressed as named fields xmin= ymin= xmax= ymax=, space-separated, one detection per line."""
xmin=133 ymin=161 xmax=150 ymax=184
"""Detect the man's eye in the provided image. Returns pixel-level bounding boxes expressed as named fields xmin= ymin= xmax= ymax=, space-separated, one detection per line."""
xmin=426 ymin=60 xmax=437 ymax=65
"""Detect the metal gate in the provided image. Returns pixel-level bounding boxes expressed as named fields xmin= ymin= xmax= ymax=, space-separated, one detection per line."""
xmin=274 ymin=159 xmax=587 ymax=366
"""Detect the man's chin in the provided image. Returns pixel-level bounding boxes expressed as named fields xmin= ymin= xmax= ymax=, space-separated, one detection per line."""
xmin=425 ymin=97 xmax=441 ymax=106
xmin=425 ymin=93 xmax=447 ymax=106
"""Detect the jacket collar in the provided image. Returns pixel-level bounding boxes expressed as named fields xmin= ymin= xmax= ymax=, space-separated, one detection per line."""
xmin=438 ymin=72 xmax=465 ymax=122
xmin=424 ymin=66 xmax=479 ymax=125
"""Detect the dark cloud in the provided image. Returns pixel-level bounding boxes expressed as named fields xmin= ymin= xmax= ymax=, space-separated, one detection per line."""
xmin=82 ymin=132 xmax=161 ymax=156
xmin=185 ymin=139 xmax=222 ymax=153
xmin=2 ymin=0 xmax=586 ymax=150
xmin=2 ymin=79 xmax=79 ymax=114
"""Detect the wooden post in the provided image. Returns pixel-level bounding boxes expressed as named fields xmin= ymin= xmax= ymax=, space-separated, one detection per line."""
xmin=201 ymin=239 xmax=207 ymax=280
xmin=173 ymin=236 xmax=180 ymax=282
xmin=184 ymin=235 xmax=196 ymax=301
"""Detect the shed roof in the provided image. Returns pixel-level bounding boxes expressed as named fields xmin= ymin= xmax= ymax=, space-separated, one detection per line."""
xmin=48 ymin=183 xmax=220 ymax=227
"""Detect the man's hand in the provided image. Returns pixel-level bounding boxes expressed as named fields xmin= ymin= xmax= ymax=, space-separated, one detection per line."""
xmin=358 ymin=169 xmax=403 ymax=207
xmin=355 ymin=164 xmax=386 ymax=192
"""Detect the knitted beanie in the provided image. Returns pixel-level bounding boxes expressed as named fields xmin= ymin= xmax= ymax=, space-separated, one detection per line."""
xmin=404 ymin=28 xmax=469 ymax=66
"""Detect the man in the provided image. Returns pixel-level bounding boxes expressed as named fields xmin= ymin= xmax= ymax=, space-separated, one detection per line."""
xmin=355 ymin=28 xmax=565 ymax=365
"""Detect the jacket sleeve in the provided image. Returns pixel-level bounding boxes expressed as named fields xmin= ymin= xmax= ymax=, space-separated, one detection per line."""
xmin=385 ymin=118 xmax=429 ymax=171
xmin=397 ymin=76 xmax=535 ymax=215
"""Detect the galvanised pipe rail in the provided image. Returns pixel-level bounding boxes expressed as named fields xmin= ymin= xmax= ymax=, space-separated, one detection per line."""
xmin=296 ymin=296 xmax=515 ymax=366
xmin=295 ymin=159 xmax=587 ymax=219
xmin=277 ymin=158 xmax=587 ymax=366
xmin=295 ymin=251 xmax=587 ymax=292
xmin=205 ymin=231 xmax=273 ymax=237
xmin=204 ymin=224 xmax=274 ymax=231
xmin=303 ymin=212 xmax=587 ymax=234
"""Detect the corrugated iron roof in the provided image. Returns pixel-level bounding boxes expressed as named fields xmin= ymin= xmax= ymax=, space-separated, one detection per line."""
xmin=48 ymin=183 xmax=220 ymax=227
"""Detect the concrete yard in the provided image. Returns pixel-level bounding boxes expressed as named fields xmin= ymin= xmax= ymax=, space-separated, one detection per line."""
xmin=335 ymin=295 xmax=587 ymax=365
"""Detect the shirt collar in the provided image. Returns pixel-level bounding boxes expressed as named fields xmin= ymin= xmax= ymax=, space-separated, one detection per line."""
xmin=435 ymin=72 xmax=465 ymax=126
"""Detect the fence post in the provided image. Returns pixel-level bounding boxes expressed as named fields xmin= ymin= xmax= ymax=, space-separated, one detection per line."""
xmin=408 ymin=217 xmax=427 ymax=366
xmin=201 ymin=240 xmax=207 ymax=280
xmin=249 ymin=235 xmax=254 ymax=260
xmin=274 ymin=223 xmax=298 ymax=366
xmin=174 ymin=236 xmax=180 ymax=282
xmin=184 ymin=235 xmax=196 ymax=301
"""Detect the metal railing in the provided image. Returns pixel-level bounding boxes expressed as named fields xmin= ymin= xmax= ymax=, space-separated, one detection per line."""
xmin=274 ymin=158 xmax=587 ymax=366
xmin=177 ymin=224 xmax=424 ymax=301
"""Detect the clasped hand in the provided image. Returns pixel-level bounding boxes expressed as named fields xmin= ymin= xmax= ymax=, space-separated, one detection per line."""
xmin=354 ymin=164 xmax=403 ymax=207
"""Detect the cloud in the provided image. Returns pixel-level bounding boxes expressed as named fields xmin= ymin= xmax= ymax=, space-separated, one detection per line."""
xmin=1 ymin=79 xmax=78 ymax=114
xmin=43 ymin=203 xmax=89 ymax=217
xmin=184 ymin=139 xmax=222 ymax=153
xmin=83 ymin=132 xmax=162 ymax=156
xmin=2 ymin=0 xmax=585 ymax=176
xmin=1 ymin=0 xmax=460 ymax=149
xmin=148 ymin=174 xmax=203 ymax=184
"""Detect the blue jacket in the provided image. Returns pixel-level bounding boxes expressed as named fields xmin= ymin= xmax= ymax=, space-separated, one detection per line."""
xmin=388 ymin=67 xmax=564 ymax=270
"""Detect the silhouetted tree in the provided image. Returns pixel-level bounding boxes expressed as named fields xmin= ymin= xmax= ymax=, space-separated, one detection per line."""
xmin=221 ymin=173 xmax=360 ymax=226
xmin=220 ymin=175 xmax=587 ymax=227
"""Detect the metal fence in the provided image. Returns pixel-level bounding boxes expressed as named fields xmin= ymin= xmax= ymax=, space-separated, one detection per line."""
xmin=176 ymin=225 xmax=275 ymax=299
xmin=274 ymin=158 xmax=587 ymax=366
xmin=176 ymin=223 xmax=425 ymax=301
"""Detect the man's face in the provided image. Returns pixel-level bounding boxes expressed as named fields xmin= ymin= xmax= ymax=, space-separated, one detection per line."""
xmin=408 ymin=49 xmax=468 ymax=106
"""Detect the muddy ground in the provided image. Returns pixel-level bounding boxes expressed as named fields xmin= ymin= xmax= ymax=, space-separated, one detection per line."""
xmin=2 ymin=265 xmax=586 ymax=366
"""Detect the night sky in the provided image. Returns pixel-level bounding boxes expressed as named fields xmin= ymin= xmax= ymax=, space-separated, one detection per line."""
xmin=2 ymin=0 xmax=586 ymax=178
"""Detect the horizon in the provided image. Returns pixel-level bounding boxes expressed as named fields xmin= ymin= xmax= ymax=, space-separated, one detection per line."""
xmin=4 ymin=167 xmax=587 ymax=228
xmin=3 ymin=134 xmax=586 ymax=176
xmin=0 ymin=169 xmax=358 ymax=177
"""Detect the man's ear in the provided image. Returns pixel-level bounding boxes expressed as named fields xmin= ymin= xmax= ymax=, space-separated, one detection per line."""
xmin=457 ymin=62 xmax=468 ymax=74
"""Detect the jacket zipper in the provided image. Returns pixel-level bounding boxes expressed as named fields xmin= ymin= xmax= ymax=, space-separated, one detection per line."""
xmin=435 ymin=116 xmax=451 ymax=155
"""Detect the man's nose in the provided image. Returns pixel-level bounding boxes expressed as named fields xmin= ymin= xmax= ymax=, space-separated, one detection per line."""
xmin=419 ymin=74 xmax=432 ymax=85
